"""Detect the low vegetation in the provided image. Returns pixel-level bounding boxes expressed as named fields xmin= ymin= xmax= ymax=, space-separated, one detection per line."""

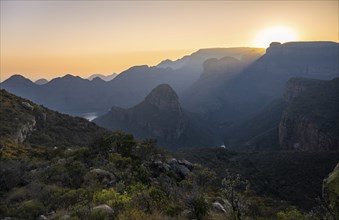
xmin=0 ymin=90 xmax=338 ymax=219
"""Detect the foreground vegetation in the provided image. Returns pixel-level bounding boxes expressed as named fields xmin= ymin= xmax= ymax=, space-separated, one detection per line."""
xmin=1 ymin=132 xmax=338 ymax=219
xmin=0 ymin=89 xmax=338 ymax=219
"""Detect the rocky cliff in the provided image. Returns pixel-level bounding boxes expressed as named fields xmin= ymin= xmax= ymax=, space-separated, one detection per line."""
xmin=94 ymin=84 xmax=214 ymax=149
xmin=322 ymin=163 xmax=339 ymax=216
xmin=94 ymin=84 xmax=186 ymax=142
xmin=0 ymin=89 xmax=109 ymax=148
xmin=279 ymin=78 xmax=339 ymax=151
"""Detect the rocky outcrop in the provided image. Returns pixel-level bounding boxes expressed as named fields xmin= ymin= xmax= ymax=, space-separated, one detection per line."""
xmin=92 ymin=204 xmax=114 ymax=213
xmin=266 ymin=41 xmax=338 ymax=57
xmin=94 ymin=84 xmax=187 ymax=145
xmin=279 ymin=78 xmax=339 ymax=151
xmin=212 ymin=202 xmax=227 ymax=213
xmin=282 ymin=78 xmax=323 ymax=103
xmin=279 ymin=116 xmax=339 ymax=151
xmin=322 ymin=163 xmax=339 ymax=215
xmin=153 ymin=158 xmax=194 ymax=180
xmin=14 ymin=117 xmax=36 ymax=143
xmin=0 ymin=89 xmax=109 ymax=148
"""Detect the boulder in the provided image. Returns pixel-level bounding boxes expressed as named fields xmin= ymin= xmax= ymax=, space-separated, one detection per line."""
xmin=178 ymin=159 xmax=194 ymax=170
xmin=212 ymin=202 xmax=227 ymax=213
xmin=92 ymin=204 xmax=114 ymax=213
xmin=169 ymin=158 xmax=190 ymax=179
xmin=22 ymin=101 xmax=34 ymax=111
xmin=154 ymin=160 xmax=171 ymax=172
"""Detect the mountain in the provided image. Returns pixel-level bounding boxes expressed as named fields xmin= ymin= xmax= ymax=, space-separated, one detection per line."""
xmin=0 ymin=89 xmax=109 ymax=148
xmin=182 ymin=41 xmax=339 ymax=144
xmin=1 ymin=89 xmax=337 ymax=219
xmin=34 ymin=78 xmax=48 ymax=85
xmin=0 ymin=47 xmax=264 ymax=117
xmin=88 ymin=73 xmax=117 ymax=81
xmin=94 ymin=84 xmax=215 ymax=149
xmin=0 ymin=89 xmax=224 ymax=220
xmin=279 ymin=77 xmax=339 ymax=151
xmin=157 ymin=47 xmax=265 ymax=73
xmin=224 ymin=77 xmax=339 ymax=151
xmin=1 ymin=74 xmax=109 ymax=115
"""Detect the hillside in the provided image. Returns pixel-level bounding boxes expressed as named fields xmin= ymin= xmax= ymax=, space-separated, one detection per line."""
xmin=223 ymin=77 xmax=339 ymax=151
xmin=279 ymin=77 xmax=339 ymax=151
xmin=0 ymin=90 xmax=217 ymax=219
xmin=94 ymin=84 xmax=215 ymax=149
xmin=1 ymin=91 xmax=338 ymax=219
xmin=175 ymin=148 xmax=339 ymax=210
xmin=182 ymin=42 xmax=339 ymax=144
xmin=0 ymin=89 xmax=109 ymax=150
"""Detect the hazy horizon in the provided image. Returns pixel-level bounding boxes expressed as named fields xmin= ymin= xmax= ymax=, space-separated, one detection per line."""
xmin=1 ymin=1 xmax=338 ymax=81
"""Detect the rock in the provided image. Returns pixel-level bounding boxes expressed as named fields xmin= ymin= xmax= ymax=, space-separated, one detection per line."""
xmin=22 ymin=101 xmax=34 ymax=111
xmin=57 ymin=158 xmax=67 ymax=165
xmin=14 ymin=117 xmax=36 ymax=143
xmin=279 ymin=77 xmax=339 ymax=151
xmin=323 ymin=163 xmax=339 ymax=215
xmin=60 ymin=215 xmax=71 ymax=220
xmin=94 ymin=84 xmax=187 ymax=144
xmin=212 ymin=202 xmax=227 ymax=213
xmin=39 ymin=215 xmax=48 ymax=220
xmin=86 ymin=168 xmax=116 ymax=187
xmin=90 ymin=168 xmax=115 ymax=178
xmin=169 ymin=158 xmax=190 ymax=179
xmin=182 ymin=209 xmax=192 ymax=218
xmin=154 ymin=160 xmax=171 ymax=172
xmin=92 ymin=204 xmax=114 ymax=213
xmin=178 ymin=159 xmax=194 ymax=170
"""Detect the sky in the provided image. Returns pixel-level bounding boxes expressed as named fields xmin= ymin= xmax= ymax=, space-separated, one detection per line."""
xmin=1 ymin=1 xmax=338 ymax=81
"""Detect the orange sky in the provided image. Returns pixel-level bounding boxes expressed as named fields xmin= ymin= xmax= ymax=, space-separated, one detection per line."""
xmin=1 ymin=1 xmax=338 ymax=81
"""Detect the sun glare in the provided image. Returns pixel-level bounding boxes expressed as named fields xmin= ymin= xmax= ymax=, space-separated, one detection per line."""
xmin=254 ymin=26 xmax=298 ymax=48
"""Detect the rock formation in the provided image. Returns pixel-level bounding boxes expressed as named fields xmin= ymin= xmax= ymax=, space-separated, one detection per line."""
xmin=94 ymin=84 xmax=215 ymax=149
xmin=279 ymin=78 xmax=339 ymax=151
xmin=94 ymin=84 xmax=186 ymax=143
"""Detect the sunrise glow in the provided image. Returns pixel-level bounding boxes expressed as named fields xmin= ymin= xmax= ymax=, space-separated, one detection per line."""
xmin=254 ymin=26 xmax=298 ymax=48
xmin=0 ymin=1 xmax=338 ymax=81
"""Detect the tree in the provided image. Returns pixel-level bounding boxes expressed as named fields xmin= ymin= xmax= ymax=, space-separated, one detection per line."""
xmin=221 ymin=169 xmax=249 ymax=220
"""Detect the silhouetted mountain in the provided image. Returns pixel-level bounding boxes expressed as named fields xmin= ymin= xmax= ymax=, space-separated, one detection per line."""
xmin=1 ymin=42 xmax=338 ymax=150
xmin=224 ymin=77 xmax=339 ymax=151
xmin=0 ymin=47 xmax=264 ymax=118
xmin=88 ymin=73 xmax=117 ymax=81
xmin=182 ymin=42 xmax=339 ymax=144
xmin=157 ymin=47 xmax=265 ymax=73
xmin=0 ymin=75 xmax=38 ymax=101
xmin=34 ymin=78 xmax=49 ymax=85
xmin=94 ymin=84 xmax=215 ymax=149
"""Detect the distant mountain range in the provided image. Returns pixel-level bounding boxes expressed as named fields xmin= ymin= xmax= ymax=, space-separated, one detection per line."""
xmin=87 ymin=73 xmax=117 ymax=81
xmin=1 ymin=41 xmax=338 ymax=150
xmin=1 ymin=47 xmax=263 ymax=115
xmin=34 ymin=78 xmax=49 ymax=85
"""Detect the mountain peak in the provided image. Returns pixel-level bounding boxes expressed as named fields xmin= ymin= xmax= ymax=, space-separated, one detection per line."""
xmin=2 ymin=74 xmax=34 ymax=86
xmin=144 ymin=84 xmax=180 ymax=111
xmin=5 ymin=74 xmax=32 ymax=82
xmin=35 ymin=78 xmax=49 ymax=85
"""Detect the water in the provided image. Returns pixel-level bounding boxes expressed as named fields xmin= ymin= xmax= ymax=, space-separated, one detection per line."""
xmin=81 ymin=112 xmax=99 ymax=121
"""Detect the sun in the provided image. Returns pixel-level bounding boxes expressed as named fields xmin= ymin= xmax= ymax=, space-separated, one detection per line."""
xmin=254 ymin=26 xmax=298 ymax=48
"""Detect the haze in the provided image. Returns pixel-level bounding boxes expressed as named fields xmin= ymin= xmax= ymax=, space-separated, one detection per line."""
xmin=1 ymin=1 xmax=338 ymax=81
